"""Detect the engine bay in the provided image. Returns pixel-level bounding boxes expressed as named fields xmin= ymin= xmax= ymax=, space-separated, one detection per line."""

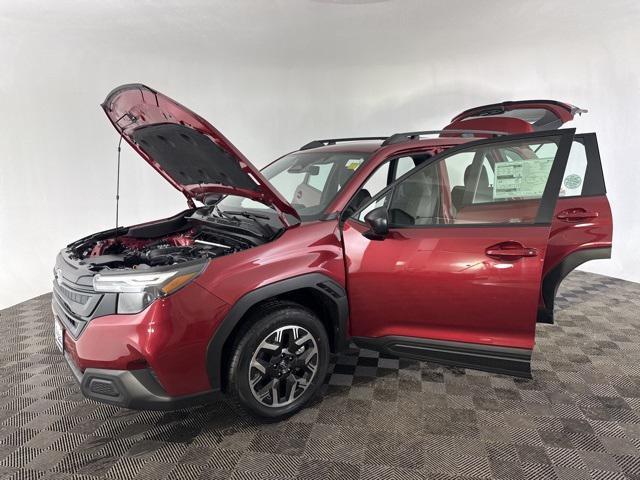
xmin=67 ymin=207 xmax=280 ymax=273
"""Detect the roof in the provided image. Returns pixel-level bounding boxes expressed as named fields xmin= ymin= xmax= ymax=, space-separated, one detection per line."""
xmin=295 ymin=136 xmax=475 ymax=155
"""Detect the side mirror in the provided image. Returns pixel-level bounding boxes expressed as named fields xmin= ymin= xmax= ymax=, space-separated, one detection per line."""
xmin=363 ymin=206 xmax=389 ymax=239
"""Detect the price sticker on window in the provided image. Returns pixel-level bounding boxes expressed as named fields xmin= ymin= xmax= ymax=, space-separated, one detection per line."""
xmin=346 ymin=159 xmax=364 ymax=171
xmin=494 ymin=158 xmax=554 ymax=199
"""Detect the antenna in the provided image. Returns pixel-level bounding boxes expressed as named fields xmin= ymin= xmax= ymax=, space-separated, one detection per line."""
xmin=115 ymin=135 xmax=123 ymax=237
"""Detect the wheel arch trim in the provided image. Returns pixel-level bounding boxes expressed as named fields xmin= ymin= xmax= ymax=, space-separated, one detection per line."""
xmin=538 ymin=246 xmax=612 ymax=324
xmin=205 ymin=273 xmax=349 ymax=391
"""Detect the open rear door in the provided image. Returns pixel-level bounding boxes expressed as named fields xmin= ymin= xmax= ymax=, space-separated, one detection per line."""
xmin=444 ymin=100 xmax=587 ymax=135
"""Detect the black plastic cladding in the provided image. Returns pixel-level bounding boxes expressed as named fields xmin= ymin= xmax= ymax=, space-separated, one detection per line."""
xmin=205 ymin=273 xmax=349 ymax=391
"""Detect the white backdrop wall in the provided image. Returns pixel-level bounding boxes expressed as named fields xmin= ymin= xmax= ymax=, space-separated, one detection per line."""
xmin=1 ymin=0 xmax=639 ymax=308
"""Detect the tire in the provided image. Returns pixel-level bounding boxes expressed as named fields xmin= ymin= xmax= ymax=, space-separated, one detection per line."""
xmin=226 ymin=301 xmax=330 ymax=420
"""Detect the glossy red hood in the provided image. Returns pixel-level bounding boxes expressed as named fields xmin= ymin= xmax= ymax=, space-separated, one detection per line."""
xmin=102 ymin=84 xmax=299 ymax=225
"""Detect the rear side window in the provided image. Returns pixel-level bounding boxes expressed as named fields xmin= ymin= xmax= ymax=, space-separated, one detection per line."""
xmin=447 ymin=135 xmax=604 ymax=202
xmin=560 ymin=141 xmax=587 ymax=197
xmin=568 ymin=133 xmax=607 ymax=197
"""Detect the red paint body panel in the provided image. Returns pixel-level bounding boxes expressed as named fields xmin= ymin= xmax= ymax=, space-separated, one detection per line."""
xmin=545 ymin=195 xmax=613 ymax=274
xmin=63 ymin=220 xmax=346 ymax=399
xmin=537 ymin=195 xmax=613 ymax=310
xmin=65 ymin=283 xmax=229 ymax=397
xmin=342 ymin=220 xmax=550 ymax=350
xmin=444 ymin=117 xmax=535 ymax=136
xmin=195 ymin=220 xmax=346 ymax=305
xmin=60 ymin=91 xmax=613 ymax=404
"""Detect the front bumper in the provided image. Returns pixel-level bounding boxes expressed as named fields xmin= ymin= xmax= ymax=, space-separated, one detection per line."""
xmin=52 ymin=247 xmax=232 ymax=405
xmin=63 ymin=351 xmax=217 ymax=410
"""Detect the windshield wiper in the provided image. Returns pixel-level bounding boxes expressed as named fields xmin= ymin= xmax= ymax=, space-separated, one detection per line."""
xmin=213 ymin=204 xmax=236 ymax=221
xmin=222 ymin=210 xmax=271 ymax=220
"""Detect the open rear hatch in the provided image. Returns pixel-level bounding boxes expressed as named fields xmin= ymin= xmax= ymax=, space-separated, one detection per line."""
xmin=102 ymin=84 xmax=300 ymax=226
xmin=444 ymin=100 xmax=587 ymax=135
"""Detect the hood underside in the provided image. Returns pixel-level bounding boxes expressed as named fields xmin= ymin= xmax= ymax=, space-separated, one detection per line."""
xmin=102 ymin=84 xmax=299 ymax=224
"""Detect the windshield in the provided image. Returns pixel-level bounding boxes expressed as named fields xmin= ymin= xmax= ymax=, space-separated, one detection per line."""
xmin=217 ymin=151 xmax=370 ymax=221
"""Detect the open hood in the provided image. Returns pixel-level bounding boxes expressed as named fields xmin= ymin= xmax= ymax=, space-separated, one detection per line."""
xmin=444 ymin=100 xmax=587 ymax=135
xmin=102 ymin=84 xmax=300 ymax=225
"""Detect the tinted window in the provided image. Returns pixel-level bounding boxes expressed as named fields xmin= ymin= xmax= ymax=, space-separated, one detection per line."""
xmin=395 ymin=156 xmax=418 ymax=178
xmin=360 ymin=161 xmax=391 ymax=198
xmin=356 ymin=135 xmax=564 ymax=227
xmin=345 ymin=153 xmax=432 ymax=218
xmin=560 ymin=141 xmax=587 ymax=197
xmin=218 ymin=151 xmax=369 ymax=221
xmin=342 ymin=160 xmax=391 ymax=218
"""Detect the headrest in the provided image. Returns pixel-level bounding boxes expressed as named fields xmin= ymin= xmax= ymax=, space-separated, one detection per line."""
xmin=464 ymin=164 xmax=489 ymax=189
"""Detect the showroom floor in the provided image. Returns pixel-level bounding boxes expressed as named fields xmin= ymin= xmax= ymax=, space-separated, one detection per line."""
xmin=1 ymin=272 xmax=640 ymax=480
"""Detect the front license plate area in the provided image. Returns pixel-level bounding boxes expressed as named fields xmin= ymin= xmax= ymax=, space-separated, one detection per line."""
xmin=54 ymin=318 xmax=64 ymax=352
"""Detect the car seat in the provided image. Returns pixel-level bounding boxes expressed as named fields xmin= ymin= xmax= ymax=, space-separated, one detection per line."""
xmin=451 ymin=164 xmax=493 ymax=212
xmin=389 ymin=167 xmax=439 ymax=225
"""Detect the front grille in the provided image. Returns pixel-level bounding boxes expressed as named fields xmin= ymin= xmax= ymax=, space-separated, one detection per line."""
xmin=57 ymin=284 xmax=91 ymax=306
xmin=53 ymin=251 xmax=118 ymax=340
xmin=52 ymin=290 xmax=88 ymax=339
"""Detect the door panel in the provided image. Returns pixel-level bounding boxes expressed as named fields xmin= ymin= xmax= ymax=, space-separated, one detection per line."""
xmin=343 ymin=129 xmax=575 ymax=376
xmin=344 ymin=221 xmax=551 ymax=349
xmin=539 ymin=133 xmax=613 ymax=322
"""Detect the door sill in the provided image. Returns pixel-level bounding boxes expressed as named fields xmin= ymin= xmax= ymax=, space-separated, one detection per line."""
xmin=352 ymin=336 xmax=532 ymax=378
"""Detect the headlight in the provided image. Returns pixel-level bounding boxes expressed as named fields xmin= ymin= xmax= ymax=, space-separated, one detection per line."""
xmin=93 ymin=262 xmax=207 ymax=314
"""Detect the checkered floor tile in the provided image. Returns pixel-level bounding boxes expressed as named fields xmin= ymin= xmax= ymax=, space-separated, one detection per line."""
xmin=1 ymin=271 xmax=640 ymax=479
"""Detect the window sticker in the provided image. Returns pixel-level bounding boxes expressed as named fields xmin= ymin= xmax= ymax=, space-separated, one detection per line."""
xmin=563 ymin=174 xmax=582 ymax=190
xmin=346 ymin=159 xmax=364 ymax=171
xmin=493 ymin=158 xmax=554 ymax=199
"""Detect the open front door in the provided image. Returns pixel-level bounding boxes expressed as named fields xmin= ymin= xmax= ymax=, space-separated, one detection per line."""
xmin=342 ymin=129 xmax=575 ymax=377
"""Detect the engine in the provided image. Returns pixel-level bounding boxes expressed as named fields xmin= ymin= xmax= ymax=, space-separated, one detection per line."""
xmin=66 ymin=207 xmax=278 ymax=274
xmin=71 ymin=229 xmax=245 ymax=272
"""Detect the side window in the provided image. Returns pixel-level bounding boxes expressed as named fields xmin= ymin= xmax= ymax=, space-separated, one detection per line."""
xmin=344 ymin=160 xmax=392 ymax=216
xmin=447 ymin=152 xmax=495 ymax=209
xmin=347 ymin=153 xmax=433 ymax=217
xmin=388 ymin=165 xmax=442 ymax=226
xmin=505 ymin=141 xmax=588 ymax=197
xmin=382 ymin=135 xmax=565 ymax=227
xmin=560 ymin=141 xmax=587 ymax=197
xmin=394 ymin=157 xmax=417 ymax=179
xmin=394 ymin=154 xmax=432 ymax=180
xmin=359 ymin=161 xmax=391 ymax=197
xmin=357 ymin=191 xmax=391 ymax=222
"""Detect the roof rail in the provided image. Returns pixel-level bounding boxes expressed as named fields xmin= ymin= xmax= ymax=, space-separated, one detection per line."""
xmin=381 ymin=129 xmax=508 ymax=147
xmin=300 ymin=137 xmax=387 ymax=151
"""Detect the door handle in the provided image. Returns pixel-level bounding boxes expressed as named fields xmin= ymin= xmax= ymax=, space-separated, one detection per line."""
xmin=556 ymin=208 xmax=599 ymax=222
xmin=485 ymin=242 xmax=538 ymax=260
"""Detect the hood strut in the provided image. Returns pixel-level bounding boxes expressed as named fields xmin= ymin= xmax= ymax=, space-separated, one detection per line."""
xmin=115 ymin=135 xmax=122 ymax=237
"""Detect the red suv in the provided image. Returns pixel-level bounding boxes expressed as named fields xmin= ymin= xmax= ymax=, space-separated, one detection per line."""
xmin=52 ymin=84 xmax=612 ymax=419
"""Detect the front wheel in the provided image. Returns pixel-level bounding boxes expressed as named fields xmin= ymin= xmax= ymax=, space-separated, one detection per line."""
xmin=226 ymin=301 xmax=330 ymax=419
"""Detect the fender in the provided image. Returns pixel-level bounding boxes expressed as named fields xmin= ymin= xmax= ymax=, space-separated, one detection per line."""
xmin=205 ymin=273 xmax=349 ymax=391
xmin=538 ymin=247 xmax=611 ymax=324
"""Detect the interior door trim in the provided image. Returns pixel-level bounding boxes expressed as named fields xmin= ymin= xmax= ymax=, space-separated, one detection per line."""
xmin=352 ymin=335 xmax=532 ymax=378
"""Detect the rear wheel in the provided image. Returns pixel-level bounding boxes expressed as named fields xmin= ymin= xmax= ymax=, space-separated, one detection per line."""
xmin=226 ymin=301 xmax=329 ymax=419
